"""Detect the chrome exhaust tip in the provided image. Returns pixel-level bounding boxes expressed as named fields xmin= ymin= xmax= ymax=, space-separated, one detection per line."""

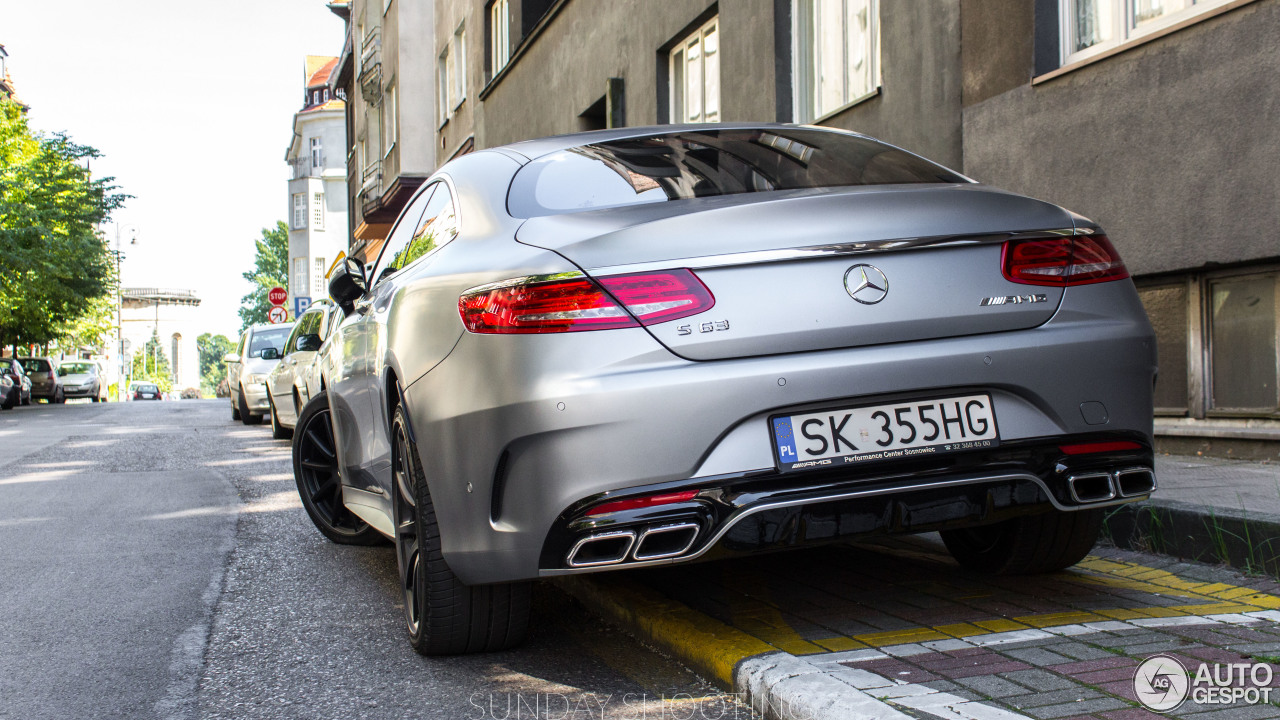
xmin=566 ymin=530 xmax=636 ymax=568
xmin=1067 ymin=472 xmax=1117 ymax=504
xmin=632 ymin=522 xmax=700 ymax=561
xmin=1115 ymin=467 xmax=1157 ymax=497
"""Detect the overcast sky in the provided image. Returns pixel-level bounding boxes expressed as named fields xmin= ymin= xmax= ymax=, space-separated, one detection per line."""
xmin=5 ymin=0 xmax=345 ymax=339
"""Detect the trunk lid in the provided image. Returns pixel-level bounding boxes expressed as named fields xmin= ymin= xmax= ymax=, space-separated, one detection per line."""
xmin=515 ymin=184 xmax=1074 ymax=361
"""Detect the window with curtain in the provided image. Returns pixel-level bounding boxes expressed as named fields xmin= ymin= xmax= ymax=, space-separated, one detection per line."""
xmin=794 ymin=0 xmax=880 ymax=123
xmin=669 ymin=17 xmax=720 ymax=124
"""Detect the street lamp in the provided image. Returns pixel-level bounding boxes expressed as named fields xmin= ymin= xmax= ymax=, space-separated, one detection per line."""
xmin=111 ymin=224 xmax=137 ymax=402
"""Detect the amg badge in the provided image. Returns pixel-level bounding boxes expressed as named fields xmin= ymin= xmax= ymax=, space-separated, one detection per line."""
xmin=980 ymin=293 xmax=1048 ymax=307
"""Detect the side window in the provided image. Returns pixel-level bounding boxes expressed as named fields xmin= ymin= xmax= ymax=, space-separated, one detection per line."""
xmin=372 ymin=185 xmax=438 ymax=284
xmin=391 ymin=183 xmax=459 ymax=272
xmin=282 ymin=319 xmax=305 ymax=355
xmin=237 ymin=332 xmax=248 ymax=357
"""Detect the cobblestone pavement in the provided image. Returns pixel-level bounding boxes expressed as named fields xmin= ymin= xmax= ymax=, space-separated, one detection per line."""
xmin=626 ymin=535 xmax=1280 ymax=719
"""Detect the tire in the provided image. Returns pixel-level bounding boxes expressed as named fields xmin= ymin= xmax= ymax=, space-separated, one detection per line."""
xmin=391 ymin=405 xmax=531 ymax=655
xmin=292 ymin=392 xmax=383 ymax=546
xmin=231 ymin=397 xmax=241 ymax=421
xmin=238 ymin=386 xmax=263 ymax=425
xmin=21 ymin=390 xmax=30 ymax=406
xmin=269 ymin=394 xmax=292 ymax=440
xmin=0 ymin=388 xmax=12 ymax=410
xmin=53 ymin=387 xmax=65 ymax=404
xmin=941 ymin=508 xmax=1104 ymax=575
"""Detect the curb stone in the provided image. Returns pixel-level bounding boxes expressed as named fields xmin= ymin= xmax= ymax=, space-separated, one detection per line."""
xmin=1105 ymin=498 xmax=1280 ymax=578
xmin=555 ymin=576 xmax=905 ymax=720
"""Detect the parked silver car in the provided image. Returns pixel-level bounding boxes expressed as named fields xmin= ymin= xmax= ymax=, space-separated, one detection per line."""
xmin=224 ymin=322 xmax=293 ymax=425
xmin=266 ymin=300 xmax=339 ymax=439
xmin=292 ymin=124 xmax=1157 ymax=655
xmin=57 ymin=361 xmax=107 ymax=402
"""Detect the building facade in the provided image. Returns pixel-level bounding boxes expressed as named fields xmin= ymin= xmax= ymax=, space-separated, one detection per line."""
xmin=285 ymin=56 xmax=349 ymax=318
xmin=120 ymin=288 xmax=201 ymax=391
xmin=422 ymin=0 xmax=1277 ymax=434
xmin=328 ymin=0 xmax=438 ymax=264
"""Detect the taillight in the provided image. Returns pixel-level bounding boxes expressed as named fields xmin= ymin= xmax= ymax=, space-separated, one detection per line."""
xmin=459 ymin=269 xmax=714 ymax=334
xmin=585 ymin=490 xmax=700 ymax=516
xmin=1002 ymin=234 xmax=1129 ymax=286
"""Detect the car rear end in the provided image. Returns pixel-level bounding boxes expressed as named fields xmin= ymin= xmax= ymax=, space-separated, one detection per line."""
xmin=404 ymin=127 xmax=1156 ymax=586
xmin=19 ymin=358 xmax=58 ymax=401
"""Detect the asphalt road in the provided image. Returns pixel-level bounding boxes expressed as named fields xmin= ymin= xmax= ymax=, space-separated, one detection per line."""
xmin=0 ymin=399 xmax=740 ymax=720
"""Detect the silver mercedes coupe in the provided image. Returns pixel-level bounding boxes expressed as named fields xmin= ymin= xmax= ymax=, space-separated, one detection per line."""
xmin=291 ymin=124 xmax=1157 ymax=655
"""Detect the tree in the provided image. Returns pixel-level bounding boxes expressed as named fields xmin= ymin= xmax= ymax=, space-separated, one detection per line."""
xmin=0 ymin=97 xmax=128 ymax=352
xmin=238 ymin=221 xmax=289 ymax=331
xmin=130 ymin=330 xmax=172 ymax=392
xmin=197 ymin=332 xmax=234 ymax=396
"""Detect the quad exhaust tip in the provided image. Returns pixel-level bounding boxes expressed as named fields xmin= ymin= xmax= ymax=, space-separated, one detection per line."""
xmin=1067 ymin=467 xmax=1156 ymax=504
xmin=633 ymin=522 xmax=700 ymax=561
xmin=566 ymin=522 xmax=703 ymax=568
xmin=566 ymin=530 xmax=635 ymax=568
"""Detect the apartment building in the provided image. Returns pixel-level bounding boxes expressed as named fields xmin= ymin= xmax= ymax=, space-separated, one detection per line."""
xmin=328 ymin=0 xmax=438 ymax=263
xmin=285 ymin=56 xmax=349 ymax=317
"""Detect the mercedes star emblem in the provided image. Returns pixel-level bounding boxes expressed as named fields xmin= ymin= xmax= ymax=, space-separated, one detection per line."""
xmin=843 ymin=264 xmax=889 ymax=304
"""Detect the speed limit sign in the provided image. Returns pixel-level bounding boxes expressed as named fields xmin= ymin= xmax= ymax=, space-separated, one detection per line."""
xmin=268 ymin=306 xmax=288 ymax=324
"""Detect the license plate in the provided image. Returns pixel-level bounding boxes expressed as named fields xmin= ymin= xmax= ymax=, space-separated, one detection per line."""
xmin=141 ymin=393 xmax=153 ymax=398
xmin=771 ymin=393 xmax=999 ymax=472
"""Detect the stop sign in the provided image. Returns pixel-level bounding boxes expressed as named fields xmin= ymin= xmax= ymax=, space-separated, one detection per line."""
xmin=267 ymin=287 xmax=287 ymax=306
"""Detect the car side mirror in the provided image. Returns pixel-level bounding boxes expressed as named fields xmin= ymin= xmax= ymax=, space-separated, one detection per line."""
xmin=222 ymin=352 xmax=239 ymax=364
xmin=329 ymin=256 xmax=368 ymax=314
xmin=260 ymin=347 xmax=280 ymax=360
xmin=297 ymin=334 xmax=323 ymax=352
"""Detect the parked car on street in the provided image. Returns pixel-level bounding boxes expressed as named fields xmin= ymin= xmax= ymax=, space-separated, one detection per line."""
xmin=17 ymin=357 xmax=62 ymax=404
xmin=292 ymin=124 xmax=1157 ymax=656
xmin=57 ymin=361 xmax=107 ymax=402
xmin=0 ymin=374 xmax=13 ymax=410
xmin=225 ymin=322 xmax=294 ymax=425
xmin=266 ymin=300 xmax=338 ymax=440
xmin=0 ymin=357 xmax=31 ymax=407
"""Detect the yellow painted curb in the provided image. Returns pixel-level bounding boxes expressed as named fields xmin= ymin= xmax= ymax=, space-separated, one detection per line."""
xmin=555 ymin=575 xmax=778 ymax=689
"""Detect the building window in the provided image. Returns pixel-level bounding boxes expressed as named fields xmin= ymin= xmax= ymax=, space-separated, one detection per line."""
xmin=794 ymin=0 xmax=880 ymax=123
xmin=383 ymin=85 xmax=397 ymax=152
xmin=313 ymin=191 xmax=325 ymax=230
xmin=1208 ymin=273 xmax=1278 ymax=413
xmin=1060 ymin=0 xmax=1235 ymax=65
xmin=1138 ymin=269 xmax=1280 ymax=419
xmin=1138 ymin=283 xmax=1189 ymax=413
xmin=453 ymin=24 xmax=467 ymax=109
xmin=313 ymin=257 xmax=327 ymax=297
xmin=292 ymin=193 xmax=306 ymax=229
xmin=293 ymin=258 xmax=307 ymax=298
xmin=669 ymin=17 xmax=720 ymax=124
xmin=490 ymin=0 xmax=511 ymax=76
xmin=310 ymin=137 xmax=322 ymax=172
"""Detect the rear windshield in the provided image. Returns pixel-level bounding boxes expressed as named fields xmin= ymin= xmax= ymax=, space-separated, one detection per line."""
xmin=59 ymin=363 xmax=96 ymax=376
xmin=248 ymin=327 xmax=291 ymax=358
xmin=138 ymin=384 xmax=158 ymax=392
xmin=20 ymin=359 xmax=50 ymax=373
xmin=508 ymin=128 xmax=967 ymax=218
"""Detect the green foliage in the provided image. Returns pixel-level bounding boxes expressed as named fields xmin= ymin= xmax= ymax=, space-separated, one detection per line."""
xmin=0 ymin=96 xmax=129 ymax=349
xmin=130 ymin=330 xmax=172 ymax=392
xmin=238 ymin=221 xmax=289 ymax=331
xmin=197 ymin=332 xmax=234 ymax=396
xmin=53 ymin=292 xmax=117 ymax=356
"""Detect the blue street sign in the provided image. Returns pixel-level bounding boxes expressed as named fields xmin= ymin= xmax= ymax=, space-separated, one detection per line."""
xmin=295 ymin=296 xmax=312 ymax=316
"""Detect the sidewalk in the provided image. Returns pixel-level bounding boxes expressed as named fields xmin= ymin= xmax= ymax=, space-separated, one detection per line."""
xmin=557 ymin=455 xmax=1280 ymax=720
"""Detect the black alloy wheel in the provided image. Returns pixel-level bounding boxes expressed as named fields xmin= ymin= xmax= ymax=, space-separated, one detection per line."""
xmin=292 ymin=392 xmax=382 ymax=545
xmin=54 ymin=386 xmax=65 ymax=404
xmin=391 ymin=405 xmax=530 ymax=655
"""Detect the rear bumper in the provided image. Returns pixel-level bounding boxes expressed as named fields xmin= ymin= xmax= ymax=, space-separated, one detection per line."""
xmin=402 ymin=282 xmax=1157 ymax=585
